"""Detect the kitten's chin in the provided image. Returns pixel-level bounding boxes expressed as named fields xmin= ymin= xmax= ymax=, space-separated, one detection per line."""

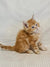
xmin=30 ymin=31 xmax=40 ymax=35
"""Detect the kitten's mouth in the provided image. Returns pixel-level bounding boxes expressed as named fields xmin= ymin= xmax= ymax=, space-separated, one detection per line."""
xmin=30 ymin=31 xmax=39 ymax=34
xmin=30 ymin=28 xmax=40 ymax=35
xmin=30 ymin=32 xmax=37 ymax=34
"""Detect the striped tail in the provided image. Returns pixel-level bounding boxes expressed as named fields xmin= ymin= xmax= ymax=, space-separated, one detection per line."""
xmin=0 ymin=44 xmax=15 ymax=51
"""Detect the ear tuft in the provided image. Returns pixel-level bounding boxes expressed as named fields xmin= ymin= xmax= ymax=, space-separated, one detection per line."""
xmin=32 ymin=14 xmax=34 ymax=19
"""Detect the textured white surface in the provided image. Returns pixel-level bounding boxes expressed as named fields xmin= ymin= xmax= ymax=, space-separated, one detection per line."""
xmin=0 ymin=0 xmax=50 ymax=67
xmin=0 ymin=46 xmax=50 ymax=67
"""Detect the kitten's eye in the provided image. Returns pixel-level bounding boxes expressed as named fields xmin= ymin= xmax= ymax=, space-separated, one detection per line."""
xmin=32 ymin=26 xmax=34 ymax=28
xmin=35 ymin=24 xmax=37 ymax=26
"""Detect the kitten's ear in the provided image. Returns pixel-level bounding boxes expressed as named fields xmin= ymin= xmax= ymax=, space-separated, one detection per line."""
xmin=37 ymin=23 xmax=40 ymax=27
xmin=32 ymin=14 xmax=34 ymax=19
xmin=23 ymin=21 xmax=28 ymax=28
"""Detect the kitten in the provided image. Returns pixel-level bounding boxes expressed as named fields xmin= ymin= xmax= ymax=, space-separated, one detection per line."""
xmin=0 ymin=16 xmax=47 ymax=54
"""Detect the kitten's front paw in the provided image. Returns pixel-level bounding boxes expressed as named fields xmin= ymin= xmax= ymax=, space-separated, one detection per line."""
xmin=39 ymin=45 xmax=47 ymax=51
xmin=34 ymin=47 xmax=40 ymax=54
xmin=34 ymin=50 xmax=40 ymax=54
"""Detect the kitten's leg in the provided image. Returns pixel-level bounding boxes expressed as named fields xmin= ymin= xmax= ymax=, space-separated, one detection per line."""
xmin=33 ymin=45 xmax=40 ymax=54
xmin=38 ymin=42 xmax=47 ymax=51
xmin=26 ymin=50 xmax=33 ymax=54
xmin=30 ymin=42 xmax=40 ymax=54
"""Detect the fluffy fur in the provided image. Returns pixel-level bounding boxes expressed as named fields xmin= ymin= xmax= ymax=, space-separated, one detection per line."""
xmin=0 ymin=17 xmax=47 ymax=54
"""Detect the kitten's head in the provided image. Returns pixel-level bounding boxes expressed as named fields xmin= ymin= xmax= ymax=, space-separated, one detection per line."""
xmin=23 ymin=16 xmax=40 ymax=34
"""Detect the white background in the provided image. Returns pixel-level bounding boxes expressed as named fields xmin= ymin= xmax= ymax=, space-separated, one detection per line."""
xmin=0 ymin=0 xmax=50 ymax=46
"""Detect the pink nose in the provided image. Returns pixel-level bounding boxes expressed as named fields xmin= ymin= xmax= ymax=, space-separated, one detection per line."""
xmin=37 ymin=28 xmax=38 ymax=30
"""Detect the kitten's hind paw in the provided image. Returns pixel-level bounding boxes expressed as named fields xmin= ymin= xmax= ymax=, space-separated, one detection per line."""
xmin=26 ymin=50 xmax=33 ymax=54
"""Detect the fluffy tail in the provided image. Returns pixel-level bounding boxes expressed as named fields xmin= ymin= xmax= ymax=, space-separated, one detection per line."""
xmin=0 ymin=44 xmax=15 ymax=51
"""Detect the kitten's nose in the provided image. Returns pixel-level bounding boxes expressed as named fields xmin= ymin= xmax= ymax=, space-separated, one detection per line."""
xmin=35 ymin=27 xmax=38 ymax=30
xmin=37 ymin=28 xmax=38 ymax=30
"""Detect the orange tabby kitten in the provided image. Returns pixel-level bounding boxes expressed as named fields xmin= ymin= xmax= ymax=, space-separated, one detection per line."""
xmin=0 ymin=16 xmax=47 ymax=54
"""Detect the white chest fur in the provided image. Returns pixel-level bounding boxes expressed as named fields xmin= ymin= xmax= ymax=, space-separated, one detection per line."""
xmin=31 ymin=34 xmax=41 ymax=45
xmin=26 ymin=34 xmax=41 ymax=46
xmin=36 ymin=34 xmax=41 ymax=45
